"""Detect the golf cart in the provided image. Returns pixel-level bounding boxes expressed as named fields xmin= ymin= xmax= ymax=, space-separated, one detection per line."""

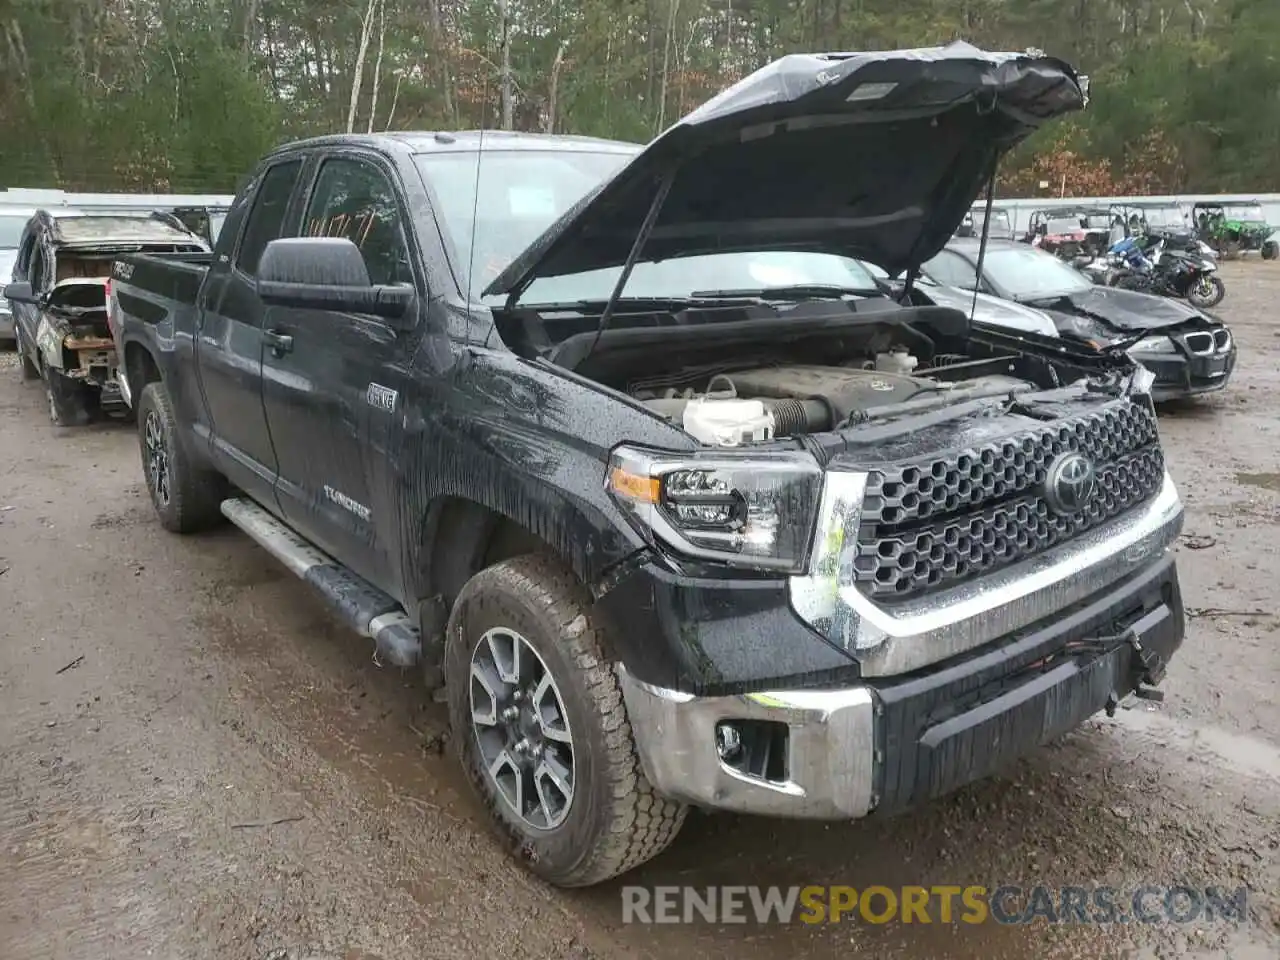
xmin=957 ymin=204 xmax=1015 ymax=240
xmin=1021 ymin=205 xmax=1112 ymax=259
xmin=1108 ymin=201 xmax=1211 ymax=258
xmin=1194 ymin=201 xmax=1278 ymax=259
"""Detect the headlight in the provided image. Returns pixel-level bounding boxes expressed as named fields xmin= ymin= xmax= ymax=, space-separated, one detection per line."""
xmin=1128 ymin=335 xmax=1177 ymax=355
xmin=606 ymin=445 xmax=823 ymax=572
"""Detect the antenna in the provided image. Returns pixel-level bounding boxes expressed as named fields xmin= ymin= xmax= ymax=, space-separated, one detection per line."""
xmin=463 ymin=96 xmax=487 ymax=348
xmin=970 ymin=163 xmax=997 ymax=323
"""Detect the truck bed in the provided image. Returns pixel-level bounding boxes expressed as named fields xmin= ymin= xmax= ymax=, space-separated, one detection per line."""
xmin=114 ymin=251 xmax=213 ymax=311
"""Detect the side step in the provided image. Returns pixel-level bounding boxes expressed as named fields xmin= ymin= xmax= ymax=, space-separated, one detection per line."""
xmin=220 ymin=497 xmax=422 ymax=668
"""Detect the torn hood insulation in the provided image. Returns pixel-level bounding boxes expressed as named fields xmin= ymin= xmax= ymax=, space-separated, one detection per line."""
xmin=486 ymin=41 xmax=1088 ymax=302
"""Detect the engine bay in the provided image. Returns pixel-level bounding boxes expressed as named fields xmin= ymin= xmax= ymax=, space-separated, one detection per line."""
xmin=627 ymin=348 xmax=1034 ymax=444
xmin=513 ymin=299 xmax=1137 ymax=447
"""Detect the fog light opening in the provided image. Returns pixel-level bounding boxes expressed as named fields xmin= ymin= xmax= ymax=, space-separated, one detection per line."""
xmin=716 ymin=719 xmax=790 ymax=783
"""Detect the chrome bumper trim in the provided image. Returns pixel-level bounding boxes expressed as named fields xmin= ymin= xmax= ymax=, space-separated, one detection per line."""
xmin=790 ymin=470 xmax=1184 ymax=677
xmin=618 ymin=670 xmax=876 ymax=820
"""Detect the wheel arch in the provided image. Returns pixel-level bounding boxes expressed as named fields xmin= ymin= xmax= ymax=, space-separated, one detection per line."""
xmin=416 ymin=490 xmax=633 ymax=607
xmin=124 ymin=339 xmax=163 ymax=400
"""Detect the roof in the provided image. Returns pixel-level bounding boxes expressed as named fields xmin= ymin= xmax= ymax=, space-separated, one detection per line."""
xmin=269 ymin=130 xmax=641 ymax=159
xmin=42 ymin=212 xmax=201 ymax=246
xmin=1036 ymin=205 xmax=1110 ymax=215
xmin=946 ymin=238 xmax=1024 ymax=254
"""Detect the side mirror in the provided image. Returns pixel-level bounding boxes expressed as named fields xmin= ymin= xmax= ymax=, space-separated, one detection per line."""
xmin=3 ymin=281 xmax=38 ymax=304
xmin=256 ymin=237 xmax=414 ymax=325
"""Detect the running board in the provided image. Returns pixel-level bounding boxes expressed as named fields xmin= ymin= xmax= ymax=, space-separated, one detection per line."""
xmin=220 ymin=497 xmax=421 ymax=668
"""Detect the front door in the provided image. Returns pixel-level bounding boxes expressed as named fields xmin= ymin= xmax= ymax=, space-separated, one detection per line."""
xmin=195 ymin=158 xmax=305 ymax=506
xmin=259 ymin=153 xmax=420 ymax=588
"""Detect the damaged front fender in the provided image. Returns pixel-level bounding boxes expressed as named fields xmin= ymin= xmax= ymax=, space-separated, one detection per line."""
xmin=36 ymin=314 xmax=68 ymax=371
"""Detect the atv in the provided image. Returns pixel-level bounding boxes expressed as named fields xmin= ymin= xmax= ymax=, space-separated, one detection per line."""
xmin=1194 ymin=201 xmax=1278 ymax=260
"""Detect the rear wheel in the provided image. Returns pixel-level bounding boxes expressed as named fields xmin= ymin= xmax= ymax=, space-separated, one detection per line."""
xmin=1187 ymin=275 xmax=1226 ymax=309
xmin=137 ymin=381 xmax=226 ymax=533
xmin=45 ymin=370 xmax=92 ymax=426
xmin=444 ymin=554 xmax=687 ymax=887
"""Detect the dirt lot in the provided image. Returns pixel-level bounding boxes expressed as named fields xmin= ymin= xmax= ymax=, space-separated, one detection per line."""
xmin=2 ymin=262 xmax=1279 ymax=960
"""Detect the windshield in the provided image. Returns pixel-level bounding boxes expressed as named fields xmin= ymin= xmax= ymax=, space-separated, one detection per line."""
xmin=1139 ymin=207 xmax=1185 ymax=228
xmin=1045 ymin=218 xmax=1083 ymax=235
xmin=521 ymin=251 xmax=881 ymax=304
xmin=1224 ymin=204 xmax=1267 ymax=223
xmin=979 ymin=246 xmax=1093 ymax=300
xmin=973 ymin=210 xmax=1012 ymax=232
xmin=414 ymin=149 xmax=635 ymax=300
xmin=1081 ymin=214 xmax=1111 ymax=229
xmin=0 ymin=213 xmax=28 ymax=249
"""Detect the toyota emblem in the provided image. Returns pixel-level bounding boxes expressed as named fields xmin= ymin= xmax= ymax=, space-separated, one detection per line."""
xmin=1044 ymin=452 xmax=1097 ymax=515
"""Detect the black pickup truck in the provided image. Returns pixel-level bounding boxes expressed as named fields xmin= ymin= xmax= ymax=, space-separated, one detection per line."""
xmin=109 ymin=44 xmax=1187 ymax=887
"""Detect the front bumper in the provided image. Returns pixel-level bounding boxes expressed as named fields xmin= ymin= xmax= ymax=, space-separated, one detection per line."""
xmin=620 ymin=550 xmax=1184 ymax=820
xmin=1133 ymin=340 xmax=1236 ymax=402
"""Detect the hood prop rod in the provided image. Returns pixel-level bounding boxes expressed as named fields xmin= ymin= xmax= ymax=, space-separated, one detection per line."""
xmin=580 ymin=168 xmax=676 ymax=367
xmin=970 ymin=162 xmax=998 ymax=322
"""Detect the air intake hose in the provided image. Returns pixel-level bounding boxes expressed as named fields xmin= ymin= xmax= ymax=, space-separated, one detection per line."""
xmin=762 ymin=398 xmax=832 ymax=436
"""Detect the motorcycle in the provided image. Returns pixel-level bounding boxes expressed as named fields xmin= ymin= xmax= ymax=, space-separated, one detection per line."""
xmin=1108 ymin=238 xmax=1225 ymax=308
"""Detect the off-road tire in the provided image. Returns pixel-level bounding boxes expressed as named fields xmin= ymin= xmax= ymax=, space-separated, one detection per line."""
xmin=15 ymin=327 xmax=39 ymax=381
xmin=1262 ymin=240 xmax=1278 ymax=261
xmin=444 ymin=554 xmax=687 ymax=887
xmin=137 ymin=381 xmax=226 ymax=533
xmin=46 ymin=369 xmax=92 ymax=426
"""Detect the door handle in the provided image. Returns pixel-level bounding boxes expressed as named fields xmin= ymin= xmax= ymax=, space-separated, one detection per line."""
xmin=264 ymin=330 xmax=293 ymax=357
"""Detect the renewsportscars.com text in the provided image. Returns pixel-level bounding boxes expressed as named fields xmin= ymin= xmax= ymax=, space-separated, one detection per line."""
xmin=620 ymin=884 xmax=1249 ymax=926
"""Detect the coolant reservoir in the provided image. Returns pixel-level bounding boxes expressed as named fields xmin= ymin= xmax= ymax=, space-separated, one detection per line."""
xmin=683 ymin=398 xmax=775 ymax=447
xmin=875 ymin=347 xmax=919 ymax=374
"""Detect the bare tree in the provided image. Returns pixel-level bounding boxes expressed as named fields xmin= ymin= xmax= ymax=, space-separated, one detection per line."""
xmin=346 ymin=0 xmax=379 ymax=133
xmin=499 ymin=0 xmax=513 ymax=129
xmin=544 ymin=40 xmax=568 ymax=133
xmin=368 ymin=0 xmax=387 ymax=132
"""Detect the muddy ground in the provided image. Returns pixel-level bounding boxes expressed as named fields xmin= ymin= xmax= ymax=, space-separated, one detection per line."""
xmin=2 ymin=262 xmax=1279 ymax=960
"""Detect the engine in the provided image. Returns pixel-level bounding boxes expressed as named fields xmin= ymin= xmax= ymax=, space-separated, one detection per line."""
xmin=629 ymin=348 xmax=1031 ymax=445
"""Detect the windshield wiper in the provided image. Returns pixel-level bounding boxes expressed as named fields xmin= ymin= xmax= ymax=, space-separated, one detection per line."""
xmin=687 ymin=283 xmax=881 ymax=301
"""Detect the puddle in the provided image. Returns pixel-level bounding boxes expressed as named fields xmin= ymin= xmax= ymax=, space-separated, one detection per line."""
xmin=1109 ymin=709 xmax=1280 ymax=783
xmin=1235 ymin=471 xmax=1280 ymax=493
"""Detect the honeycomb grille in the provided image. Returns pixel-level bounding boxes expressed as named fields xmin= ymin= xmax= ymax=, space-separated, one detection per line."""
xmin=853 ymin=402 xmax=1164 ymax=601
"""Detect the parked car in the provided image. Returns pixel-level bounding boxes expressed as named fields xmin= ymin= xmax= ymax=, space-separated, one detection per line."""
xmin=857 ymin=259 xmax=1061 ymax=338
xmin=0 ymin=205 xmax=33 ymax=344
xmin=924 ymin=238 xmax=1236 ymax=401
xmin=3 ymin=209 xmax=209 ymax=424
xmin=109 ymin=45 xmax=1185 ymax=888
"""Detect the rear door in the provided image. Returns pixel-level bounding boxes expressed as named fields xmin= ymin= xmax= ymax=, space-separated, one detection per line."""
xmin=259 ymin=151 xmax=421 ymax=588
xmin=195 ymin=158 xmax=306 ymax=506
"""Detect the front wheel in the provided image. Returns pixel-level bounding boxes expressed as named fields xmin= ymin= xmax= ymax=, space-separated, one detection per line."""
xmin=444 ymin=554 xmax=687 ymax=887
xmin=136 ymin=381 xmax=227 ymax=532
xmin=1262 ymin=240 xmax=1278 ymax=261
xmin=1187 ymin=275 xmax=1226 ymax=309
xmin=46 ymin=370 xmax=92 ymax=426
xmin=14 ymin=326 xmax=39 ymax=381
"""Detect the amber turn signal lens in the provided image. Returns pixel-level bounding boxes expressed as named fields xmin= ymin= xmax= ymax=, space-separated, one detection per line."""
xmin=607 ymin=466 xmax=660 ymax=504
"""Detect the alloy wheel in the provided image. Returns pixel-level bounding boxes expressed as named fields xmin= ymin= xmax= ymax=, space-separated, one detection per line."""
xmin=469 ymin=626 xmax=575 ymax=830
xmin=144 ymin=409 xmax=171 ymax=506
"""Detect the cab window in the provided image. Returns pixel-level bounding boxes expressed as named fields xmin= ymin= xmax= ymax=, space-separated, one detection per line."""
xmin=302 ymin=158 xmax=412 ymax=287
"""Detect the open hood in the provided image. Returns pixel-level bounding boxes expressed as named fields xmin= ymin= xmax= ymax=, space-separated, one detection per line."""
xmin=486 ymin=42 xmax=1086 ymax=303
